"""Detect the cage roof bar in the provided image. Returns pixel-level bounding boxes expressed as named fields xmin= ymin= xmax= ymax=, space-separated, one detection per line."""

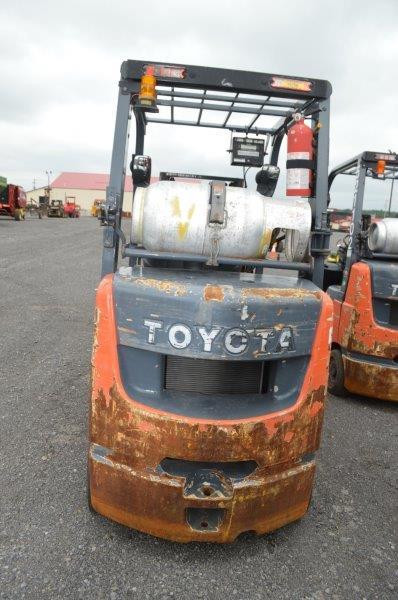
xmin=156 ymin=89 xmax=304 ymax=110
xmin=145 ymin=116 xmax=274 ymax=135
xmin=221 ymin=92 xmax=239 ymax=128
xmin=156 ymin=98 xmax=292 ymax=118
xmin=121 ymin=60 xmax=332 ymax=100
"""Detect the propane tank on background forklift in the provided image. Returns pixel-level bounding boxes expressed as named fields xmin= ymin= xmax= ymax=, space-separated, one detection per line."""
xmin=88 ymin=60 xmax=333 ymax=542
xmin=325 ymin=151 xmax=398 ymax=401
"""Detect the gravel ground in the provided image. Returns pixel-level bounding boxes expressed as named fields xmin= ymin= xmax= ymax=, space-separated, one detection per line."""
xmin=0 ymin=216 xmax=397 ymax=599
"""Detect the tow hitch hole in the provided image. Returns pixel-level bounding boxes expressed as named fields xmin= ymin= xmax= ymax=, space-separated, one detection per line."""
xmin=202 ymin=485 xmax=214 ymax=496
xmin=186 ymin=507 xmax=225 ymax=531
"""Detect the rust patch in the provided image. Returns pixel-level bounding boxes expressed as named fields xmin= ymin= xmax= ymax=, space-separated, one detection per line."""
xmin=338 ymin=263 xmax=398 ymax=361
xmin=242 ymin=287 xmax=320 ymax=300
xmin=343 ymin=355 xmax=398 ymax=402
xmin=89 ymin=382 xmax=325 ymax=542
xmin=133 ymin=278 xmax=187 ymax=296
xmin=203 ymin=284 xmax=225 ymax=302
xmin=283 ymin=431 xmax=294 ymax=443
xmin=118 ymin=326 xmax=137 ymax=335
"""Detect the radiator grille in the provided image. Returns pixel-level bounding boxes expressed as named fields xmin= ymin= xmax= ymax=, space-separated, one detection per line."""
xmin=164 ymin=356 xmax=266 ymax=395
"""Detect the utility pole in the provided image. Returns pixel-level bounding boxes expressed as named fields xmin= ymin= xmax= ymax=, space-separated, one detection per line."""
xmin=387 ymin=177 xmax=395 ymax=216
xmin=45 ymin=170 xmax=52 ymax=202
xmin=32 ymin=178 xmax=36 ymax=190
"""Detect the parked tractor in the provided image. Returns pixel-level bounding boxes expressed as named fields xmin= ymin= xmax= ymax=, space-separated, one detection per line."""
xmin=64 ymin=198 xmax=80 ymax=218
xmin=88 ymin=60 xmax=333 ymax=542
xmin=325 ymin=151 xmax=398 ymax=401
xmin=0 ymin=182 xmax=27 ymax=221
xmin=47 ymin=199 xmax=65 ymax=218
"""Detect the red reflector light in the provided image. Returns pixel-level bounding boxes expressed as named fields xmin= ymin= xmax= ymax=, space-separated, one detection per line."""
xmin=144 ymin=64 xmax=186 ymax=79
xmin=270 ymin=77 xmax=312 ymax=92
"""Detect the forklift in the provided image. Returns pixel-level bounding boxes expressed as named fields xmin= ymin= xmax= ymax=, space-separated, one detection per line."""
xmin=325 ymin=151 xmax=398 ymax=401
xmin=88 ymin=60 xmax=333 ymax=542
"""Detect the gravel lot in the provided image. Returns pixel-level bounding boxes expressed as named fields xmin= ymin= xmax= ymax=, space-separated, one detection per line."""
xmin=0 ymin=216 xmax=397 ymax=599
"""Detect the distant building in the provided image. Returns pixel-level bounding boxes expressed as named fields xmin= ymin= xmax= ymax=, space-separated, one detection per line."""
xmin=26 ymin=172 xmax=134 ymax=214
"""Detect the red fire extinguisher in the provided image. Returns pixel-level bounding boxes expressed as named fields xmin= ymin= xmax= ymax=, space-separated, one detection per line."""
xmin=286 ymin=114 xmax=314 ymax=197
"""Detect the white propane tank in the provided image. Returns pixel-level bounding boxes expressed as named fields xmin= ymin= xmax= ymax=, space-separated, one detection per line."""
xmin=368 ymin=218 xmax=398 ymax=254
xmin=132 ymin=181 xmax=311 ymax=262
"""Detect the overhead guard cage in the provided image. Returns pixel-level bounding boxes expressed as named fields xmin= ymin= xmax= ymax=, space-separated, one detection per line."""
xmin=328 ymin=151 xmax=398 ymax=269
xmin=102 ymin=60 xmax=332 ymax=286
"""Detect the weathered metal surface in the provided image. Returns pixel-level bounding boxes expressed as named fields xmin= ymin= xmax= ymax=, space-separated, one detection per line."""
xmin=342 ymin=354 xmax=398 ymax=402
xmin=333 ymin=261 xmax=398 ymax=401
xmin=131 ymin=181 xmax=311 ymax=261
xmin=114 ymin=267 xmax=322 ymax=361
xmin=89 ymin=275 xmax=333 ymax=542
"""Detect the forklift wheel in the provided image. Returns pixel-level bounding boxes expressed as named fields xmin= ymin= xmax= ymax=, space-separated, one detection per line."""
xmin=14 ymin=209 xmax=22 ymax=221
xmin=328 ymin=348 xmax=347 ymax=397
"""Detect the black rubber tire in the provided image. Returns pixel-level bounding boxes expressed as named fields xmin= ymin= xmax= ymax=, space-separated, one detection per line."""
xmin=328 ymin=348 xmax=348 ymax=396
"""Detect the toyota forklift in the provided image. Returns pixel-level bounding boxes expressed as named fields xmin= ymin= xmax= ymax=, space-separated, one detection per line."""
xmin=88 ymin=60 xmax=333 ymax=542
xmin=325 ymin=151 xmax=398 ymax=401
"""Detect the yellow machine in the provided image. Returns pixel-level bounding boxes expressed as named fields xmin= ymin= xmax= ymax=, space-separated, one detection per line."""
xmin=91 ymin=200 xmax=102 ymax=217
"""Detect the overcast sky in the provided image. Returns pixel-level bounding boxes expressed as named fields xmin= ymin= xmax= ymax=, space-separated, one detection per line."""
xmin=1 ymin=0 xmax=398 ymax=209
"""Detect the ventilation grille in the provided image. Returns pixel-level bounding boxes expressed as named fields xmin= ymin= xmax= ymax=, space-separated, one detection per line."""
xmin=164 ymin=356 xmax=266 ymax=395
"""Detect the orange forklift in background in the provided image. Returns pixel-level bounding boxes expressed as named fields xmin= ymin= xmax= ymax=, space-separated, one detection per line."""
xmin=325 ymin=151 xmax=398 ymax=401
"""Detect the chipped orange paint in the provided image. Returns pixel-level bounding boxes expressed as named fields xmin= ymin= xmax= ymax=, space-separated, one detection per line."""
xmin=88 ymin=275 xmax=333 ymax=542
xmin=332 ymin=262 xmax=398 ymax=401
xmin=203 ymin=284 xmax=225 ymax=302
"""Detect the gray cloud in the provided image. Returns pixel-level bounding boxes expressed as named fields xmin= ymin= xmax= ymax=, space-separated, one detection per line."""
xmin=1 ymin=0 xmax=398 ymax=209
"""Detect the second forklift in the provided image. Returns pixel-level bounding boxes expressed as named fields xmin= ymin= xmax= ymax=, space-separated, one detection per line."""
xmin=325 ymin=151 xmax=398 ymax=401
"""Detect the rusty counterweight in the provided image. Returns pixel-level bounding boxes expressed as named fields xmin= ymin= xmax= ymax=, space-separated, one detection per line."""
xmin=89 ymin=275 xmax=333 ymax=542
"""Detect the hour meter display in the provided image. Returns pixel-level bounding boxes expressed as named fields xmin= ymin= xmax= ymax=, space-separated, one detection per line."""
xmin=231 ymin=137 xmax=265 ymax=167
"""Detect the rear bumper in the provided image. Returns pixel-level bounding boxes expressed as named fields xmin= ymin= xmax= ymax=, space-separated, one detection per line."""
xmin=343 ymin=354 xmax=398 ymax=401
xmin=89 ymin=442 xmax=315 ymax=543
xmin=89 ymin=275 xmax=333 ymax=542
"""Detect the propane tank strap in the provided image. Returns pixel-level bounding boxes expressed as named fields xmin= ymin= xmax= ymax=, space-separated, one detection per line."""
xmin=208 ymin=181 xmax=226 ymax=225
xmin=286 ymin=159 xmax=315 ymax=170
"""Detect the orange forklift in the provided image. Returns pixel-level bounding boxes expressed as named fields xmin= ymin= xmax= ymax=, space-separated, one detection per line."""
xmin=325 ymin=151 xmax=398 ymax=401
xmin=88 ymin=60 xmax=334 ymax=542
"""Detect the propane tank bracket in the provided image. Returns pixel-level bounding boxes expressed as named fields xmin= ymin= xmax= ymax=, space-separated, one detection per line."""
xmin=208 ymin=181 xmax=226 ymax=225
